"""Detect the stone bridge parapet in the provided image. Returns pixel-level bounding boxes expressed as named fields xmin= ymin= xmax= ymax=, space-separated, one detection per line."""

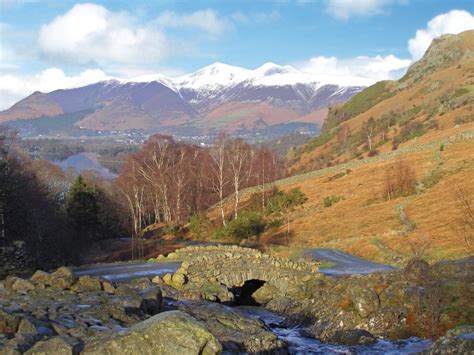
xmin=159 ymin=245 xmax=321 ymax=298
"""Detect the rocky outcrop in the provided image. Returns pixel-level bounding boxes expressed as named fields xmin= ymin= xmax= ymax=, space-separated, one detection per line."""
xmin=25 ymin=335 xmax=82 ymax=355
xmin=157 ymin=246 xmax=474 ymax=343
xmin=82 ymin=311 xmax=222 ymax=355
xmin=1 ymin=247 xmax=473 ymax=353
xmin=0 ymin=264 xmax=287 ymax=354
xmin=0 ymin=270 xmax=167 ymax=353
xmin=424 ymin=326 xmax=474 ymax=354
xmin=177 ymin=301 xmax=287 ymax=353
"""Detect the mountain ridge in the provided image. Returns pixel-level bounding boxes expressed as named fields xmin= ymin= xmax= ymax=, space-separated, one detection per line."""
xmin=290 ymin=29 xmax=474 ymax=172
xmin=0 ymin=62 xmax=364 ymax=136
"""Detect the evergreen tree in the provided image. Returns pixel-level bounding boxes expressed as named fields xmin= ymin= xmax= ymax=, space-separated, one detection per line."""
xmin=66 ymin=176 xmax=99 ymax=242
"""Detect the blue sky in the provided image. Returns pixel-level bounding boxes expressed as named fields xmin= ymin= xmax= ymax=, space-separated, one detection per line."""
xmin=1 ymin=0 xmax=474 ymax=108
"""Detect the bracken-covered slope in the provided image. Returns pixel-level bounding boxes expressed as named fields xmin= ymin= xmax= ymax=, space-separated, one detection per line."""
xmin=289 ymin=30 xmax=474 ymax=173
xmin=0 ymin=63 xmax=363 ymax=136
xmin=215 ymin=31 xmax=474 ymax=265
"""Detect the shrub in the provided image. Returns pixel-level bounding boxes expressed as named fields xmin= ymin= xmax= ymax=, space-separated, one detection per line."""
xmin=385 ymin=160 xmax=417 ymax=200
xmin=163 ymin=224 xmax=181 ymax=235
xmin=394 ymin=121 xmax=425 ymax=145
xmin=367 ymin=149 xmax=379 ymax=157
xmin=265 ymin=187 xmax=307 ymax=215
xmin=323 ymin=195 xmax=343 ymax=208
xmin=212 ymin=211 xmax=266 ymax=241
xmin=225 ymin=211 xmax=266 ymax=240
xmin=189 ymin=213 xmax=212 ymax=239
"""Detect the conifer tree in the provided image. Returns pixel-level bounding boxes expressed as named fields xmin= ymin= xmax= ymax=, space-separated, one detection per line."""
xmin=66 ymin=176 xmax=99 ymax=242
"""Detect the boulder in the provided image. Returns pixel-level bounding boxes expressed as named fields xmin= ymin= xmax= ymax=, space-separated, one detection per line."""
xmin=0 ymin=309 xmax=21 ymax=334
xmin=114 ymin=285 xmax=137 ymax=297
xmin=11 ymin=278 xmax=35 ymax=293
xmin=172 ymin=272 xmax=187 ymax=287
xmin=30 ymin=270 xmax=52 ymax=285
xmin=348 ymin=284 xmax=380 ymax=318
xmin=17 ymin=318 xmax=38 ymax=334
xmin=2 ymin=333 xmax=39 ymax=354
xmin=139 ymin=286 xmax=162 ymax=315
xmin=48 ymin=267 xmax=77 ymax=290
xmin=151 ymin=275 xmax=162 ymax=284
xmin=82 ymin=311 xmax=222 ymax=355
xmin=425 ymin=326 xmax=474 ymax=354
xmin=101 ymin=280 xmax=115 ymax=294
xmin=178 ymin=301 xmax=287 ymax=354
xmin=163 ymin=273 xmax=173 ymax=285
xmin=327 ymin=329 xmax=377 ymax=346
xmin=5 ymin=275 xmax=21 ymax=289
xmin=77 ymin=276 xmax=102 ymax=292
xmin=24 ymin=335 xmax=81 ymax=355
xmin=131 ymin=278 xmax=153 ymax=290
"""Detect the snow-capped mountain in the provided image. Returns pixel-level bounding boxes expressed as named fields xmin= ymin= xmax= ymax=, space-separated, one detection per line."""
xmin=174 ymin=62 xmax=251 ymax=90
xmin=0 ymin=62 xmax=364 ymax=136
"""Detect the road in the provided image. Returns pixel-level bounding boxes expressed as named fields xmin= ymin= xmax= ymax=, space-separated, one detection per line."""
xmin=74 ymin=261 xmax=181 ymax=283
xmin=305 ymin=248 xmax=396 ymax=276
xmin=74 ymin=248 xmax=395 ymax=282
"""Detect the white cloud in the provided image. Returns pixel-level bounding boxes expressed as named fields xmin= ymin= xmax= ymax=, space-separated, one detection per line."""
xmin=38 ymin=3 xmax=169 ymax=66
xmin=231 ymin=10 xmax=280 ymax=25
xmin=296 ymin=54 xmax=411 ymax=86
xmin=0 ymin=68 xmax=112 ymax=109
xmin=325 ymin=0 xmax=398 ymax=20
xmin=408 ymin=9 xmax=474 ymax=60
xmin=297 ymin=9 xmax=474 ymax=85
xmin=155 ymin=9 xmax=231 ymax=36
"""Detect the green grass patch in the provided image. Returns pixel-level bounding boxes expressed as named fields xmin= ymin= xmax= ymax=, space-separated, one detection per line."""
xmin=323 ymin=195 xmax=344 ymax=208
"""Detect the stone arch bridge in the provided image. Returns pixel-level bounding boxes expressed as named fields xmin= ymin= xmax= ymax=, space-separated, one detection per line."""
xmin=160 ymin=245 xmax=321 ymax=304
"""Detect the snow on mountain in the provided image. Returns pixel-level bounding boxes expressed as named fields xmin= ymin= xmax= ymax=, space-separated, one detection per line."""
xmin=173 ymin=62 xmax=251 ymax=91
xmin=126 ymin=62 xmax=354 ymax=92
xmin=125 ymin=73 xmax=177 ymax=90
xmin=0 ymin=61 xmax=364 ymax=135
xmin=248 ymin=62 xmax=321 ymax=88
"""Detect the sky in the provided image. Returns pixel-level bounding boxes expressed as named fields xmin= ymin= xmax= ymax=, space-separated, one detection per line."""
xmin=1 ymin=0 xmax=474 ymax=109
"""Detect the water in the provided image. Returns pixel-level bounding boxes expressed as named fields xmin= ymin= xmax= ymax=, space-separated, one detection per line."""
xmin=235 ymin=306 xmax=432 ymax=354
xmin=75 ymin=254 xmax=431 ymax=354
xmin=58 ymin=152 xmax=116 ymax=179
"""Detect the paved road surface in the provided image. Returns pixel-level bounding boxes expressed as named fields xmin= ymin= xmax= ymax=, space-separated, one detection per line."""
xmin=74 ymin=261 xmax=181 ymax=283
xmin=74 ymin=248 xmax=395 ymax=282
xmin=305 ymin=248 xmax=396 ymax=276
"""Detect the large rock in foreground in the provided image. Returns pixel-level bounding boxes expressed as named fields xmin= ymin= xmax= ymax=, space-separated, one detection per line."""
xmin=424 ymin=325 xmax=474 ymax=354
xmin=82 ymin=310 xmax=222 ymax=355
xmin=178 ymin=301 xmax=287 ymax=354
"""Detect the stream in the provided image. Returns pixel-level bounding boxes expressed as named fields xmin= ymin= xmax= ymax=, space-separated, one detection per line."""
xmin=74 ymin=249 xmax=432 ymax=354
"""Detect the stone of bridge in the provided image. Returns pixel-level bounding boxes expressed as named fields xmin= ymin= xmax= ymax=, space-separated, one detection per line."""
xmin=160 ymin=245 xmax=320 ymax=298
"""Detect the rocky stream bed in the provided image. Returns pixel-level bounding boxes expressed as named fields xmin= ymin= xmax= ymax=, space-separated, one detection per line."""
xmin=0 ymin=245 xmax=473 ymax=354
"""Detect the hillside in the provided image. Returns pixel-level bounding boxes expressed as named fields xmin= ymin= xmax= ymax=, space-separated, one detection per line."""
xmin=207 ymin=31 xmax=474 ymax=265
xmin=289 ymin=30 xmax=474 ymax=173
xmin=0 ymin=63 xmax=362 ymax=137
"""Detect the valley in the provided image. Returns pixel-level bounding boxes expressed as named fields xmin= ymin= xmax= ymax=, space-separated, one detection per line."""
xmin=0 ymin=11 xmax=473 ymax=355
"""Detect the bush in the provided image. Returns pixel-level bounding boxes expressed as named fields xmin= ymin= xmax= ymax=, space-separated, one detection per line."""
xmin=323 ymin=195 xmax=343 ymax=208
xmin=163 ymin=224 xmax=181 ymax=235
xmin=384 ymin=160 xmax=417 ymax=200
xmin=265 ymin=187 xmax=307 ymax=215
xmin=189 ymin=213 xmax=212 ymax=239
xmin=213 ymin=211 xmax=266 ymax=241
xmin=226 ymin=212 xmax=266 ymax=240
xmin=367 ymin=149 xmax=379 ymax=157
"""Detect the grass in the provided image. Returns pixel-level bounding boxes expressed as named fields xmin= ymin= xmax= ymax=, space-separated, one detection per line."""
xmin=209 ymin=124 xmax=474 ymax=265
xmin=340 ymin=81 xmax=396 ymax=118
